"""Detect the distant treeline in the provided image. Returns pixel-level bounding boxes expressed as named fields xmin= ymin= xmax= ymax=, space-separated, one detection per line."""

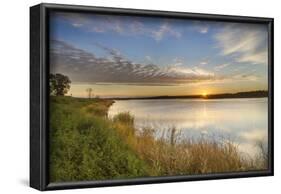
xmin=108 ymin=90 xmax=268 ymax=100
xmin=204 ymin=90 xmax=268 ymax=99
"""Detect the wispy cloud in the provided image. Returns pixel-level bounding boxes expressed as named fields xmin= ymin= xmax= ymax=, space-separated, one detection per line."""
xmin=145 ymin=55 xmax=152 ymax=61
xmin=200 ymin=61 xmax=208 ymax=65
xmin=190 ymin=21 xmax=210 ymax=34
xmin=214 ymin=23 xmax=268 ymax=65
xmin=170 ymin=57 xmax=184 ymax=66
xmin=50 ymin=40 xmax=218 ymax=85
xmin=53 ymin=12 xmax=182 ymax=42
xmin=198 ymin=26 xmax=208 ymax=34
xmin=214 ymin=63 xmax=230 ymax=71
xmin=231 ymin=74 xmax=259 ymax=81
xmin=151 ymin=22 xmax=182 ymax=41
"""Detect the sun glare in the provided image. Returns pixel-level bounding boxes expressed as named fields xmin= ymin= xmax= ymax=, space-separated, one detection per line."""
xmin=202 ymin=92 xmax=208 ymax=97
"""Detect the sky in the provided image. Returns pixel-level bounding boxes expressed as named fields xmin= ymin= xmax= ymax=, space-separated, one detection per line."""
xmin=49 ymin=11 xmax=268 ymax=98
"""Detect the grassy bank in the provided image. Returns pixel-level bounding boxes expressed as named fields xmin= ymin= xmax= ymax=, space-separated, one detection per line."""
xmin=50 ymin=96 xmax=267 ymax=182
xmin=50 ymin=96 xmax=149 ymax=182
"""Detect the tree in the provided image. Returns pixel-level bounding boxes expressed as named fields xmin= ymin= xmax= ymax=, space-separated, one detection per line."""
xmin=50 ymin=73 xmax=71 ymax=96
xmin=86 ymin=88 xmax=93 ymax=99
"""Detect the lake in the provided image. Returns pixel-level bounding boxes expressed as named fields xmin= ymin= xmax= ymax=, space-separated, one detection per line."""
xmin=108 ymin=98 xmax=268 ymax=157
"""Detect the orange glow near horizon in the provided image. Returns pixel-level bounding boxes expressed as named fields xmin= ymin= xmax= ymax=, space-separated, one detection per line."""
xmin=202 ymin=92 xmax=208 ymax=97
xmin=66 ymin=82 xmax=268 ymax=98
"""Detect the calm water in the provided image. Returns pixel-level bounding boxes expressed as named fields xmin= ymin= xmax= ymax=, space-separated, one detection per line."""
xmin=108 ymin=98 xmax=268 ymax=157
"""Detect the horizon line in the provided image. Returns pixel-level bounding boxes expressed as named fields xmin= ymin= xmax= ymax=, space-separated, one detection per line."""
xmin=65 ymin=90 xmax=268 ymax=99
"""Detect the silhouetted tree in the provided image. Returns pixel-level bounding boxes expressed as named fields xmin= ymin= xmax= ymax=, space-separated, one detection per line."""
xmin=50 ymin=74 xmax=71 ymax=96
xmin=86 ymin=88 xmax=93 ymax=99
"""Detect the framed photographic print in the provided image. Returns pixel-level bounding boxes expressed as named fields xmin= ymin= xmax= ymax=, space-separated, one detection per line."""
xmin=30 ymin=3 xmax=274 ymax=191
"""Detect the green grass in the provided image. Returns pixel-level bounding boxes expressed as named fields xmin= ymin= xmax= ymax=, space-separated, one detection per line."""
xmin=50 ymin=96 xmax=268 ymax=182
xmin=49 ymin=96 xmax=149 ymax=182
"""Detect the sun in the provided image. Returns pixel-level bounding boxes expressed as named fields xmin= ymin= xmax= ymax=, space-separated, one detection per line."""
xmin=202 ymin=92 xmax=208 ymax=97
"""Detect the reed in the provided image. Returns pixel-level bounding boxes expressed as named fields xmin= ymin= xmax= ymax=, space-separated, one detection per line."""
xmin=113 ymin=112 xmax=268 ymax=175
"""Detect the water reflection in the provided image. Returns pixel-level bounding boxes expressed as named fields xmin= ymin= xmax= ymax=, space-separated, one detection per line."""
xmin=108 ymin=98 xmax=268 ymax=157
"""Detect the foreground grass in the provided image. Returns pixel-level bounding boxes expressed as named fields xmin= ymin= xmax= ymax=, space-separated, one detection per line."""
xmin=113 ymin=114 xmax=267 ymax=176
xmin=50 ymin=96 xmax=267 ymax=182
xmin=50 ymin=96 xmax=149 ymax=182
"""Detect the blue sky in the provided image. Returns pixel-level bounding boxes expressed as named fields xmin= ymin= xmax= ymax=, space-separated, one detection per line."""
xmin=49 ymin=11 xmax=268 ymax=97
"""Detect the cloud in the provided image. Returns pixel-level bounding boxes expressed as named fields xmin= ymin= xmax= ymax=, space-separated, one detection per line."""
xmin=214 ymin=63 xmax=229 ymax=71
xmin=170 ymin=57 xmax=184 ymax=67
xmin=53 ymin=12 xmax=131 ymax=35
xmin=214 ymin=23 xmax=268 ymax=65
xmin=200 ymin=61 xmax=208 ymax=65
xmin=190 ymin=21 xmax=210 ymax=34
xmin=145 ymin=55 xmax=152 ymax=61
xmin=231 ymin=74 xmax=259 ymax=81
xmin=72 ymin=23 xmax=83 ymax=27
xmin=50 ymin=40 xmax=217 ymax=85
xmin=52 ymin=12 xmax=182 ymax=41
xmin=198 ymin=26 xmax=208 ymax=34
xmin=151 ymin=22 xmax=181 ymax=41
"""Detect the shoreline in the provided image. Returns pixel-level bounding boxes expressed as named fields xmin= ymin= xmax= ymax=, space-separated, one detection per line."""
xmin=104 ymin=91 xmax=269 ymax=100
xmin=68 ymin=91 xmax=268 ymax=100
xmin=108 ymin=96 xmax=268 ymax=101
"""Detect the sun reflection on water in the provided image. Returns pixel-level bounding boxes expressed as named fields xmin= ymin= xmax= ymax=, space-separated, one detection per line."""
xmin=108 ymin=98 xmax=268 ymax=157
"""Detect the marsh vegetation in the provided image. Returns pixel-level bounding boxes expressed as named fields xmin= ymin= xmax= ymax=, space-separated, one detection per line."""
xmin=50 ymin=97 xmax=267 ymax=182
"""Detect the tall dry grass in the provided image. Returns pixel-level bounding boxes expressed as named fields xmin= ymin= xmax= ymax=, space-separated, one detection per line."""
xmin=112 ymin=112 xmax=268 ymax=176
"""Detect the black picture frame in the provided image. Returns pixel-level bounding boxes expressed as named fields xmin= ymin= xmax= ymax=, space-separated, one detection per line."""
xmin=30 ymin=3 xmax=274 ymax=191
